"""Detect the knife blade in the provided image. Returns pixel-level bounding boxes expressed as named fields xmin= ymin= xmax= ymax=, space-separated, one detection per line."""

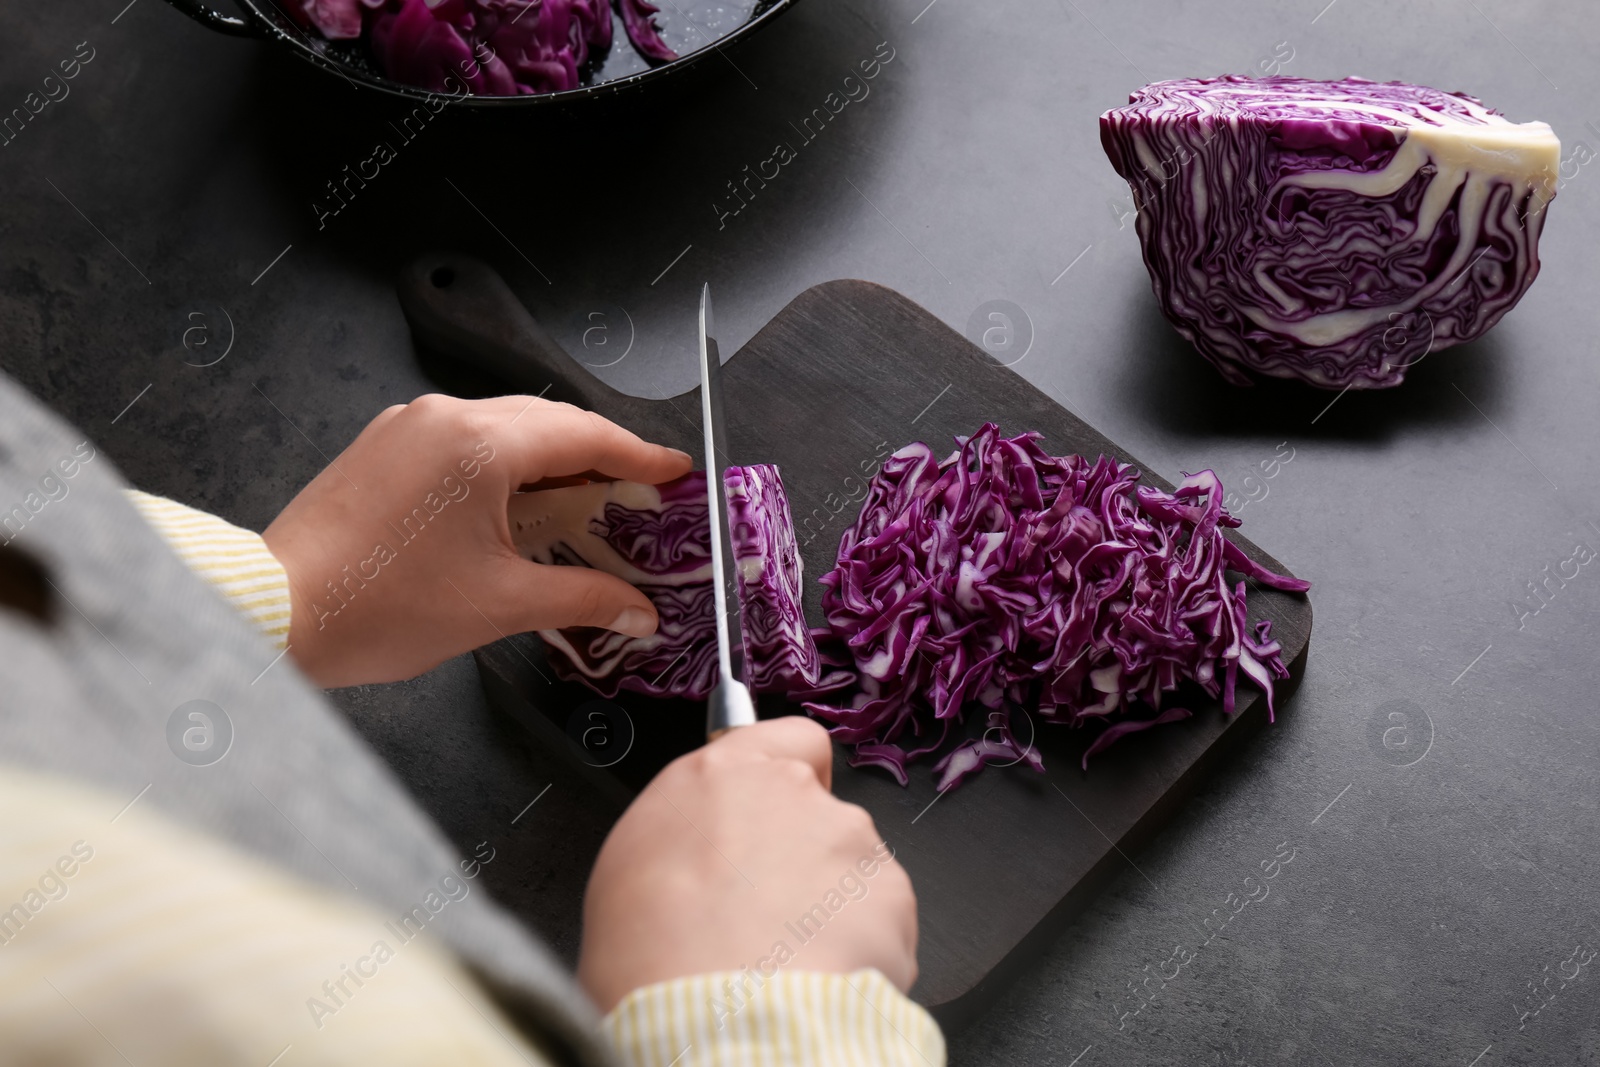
xmin=699 ymin=283 xmax=757 ymax=740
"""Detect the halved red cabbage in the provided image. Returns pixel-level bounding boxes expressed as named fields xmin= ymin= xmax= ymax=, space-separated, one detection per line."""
xmin=1101 ymin=76 xmax=1560 ymax=389
xmin=802 ymin=424 xmax=1309 ymax=791
xmin=293 ymin=0 xmax=677 ymax=96
xmin=507 ymin=466 xmax=820 ymax=699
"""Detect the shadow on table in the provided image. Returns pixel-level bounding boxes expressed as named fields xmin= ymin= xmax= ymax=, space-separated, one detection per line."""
xmin=227 ymin=0 xmax=910 ymax=398
xmin=1110 ymin=286 xmax=1514 ymax=442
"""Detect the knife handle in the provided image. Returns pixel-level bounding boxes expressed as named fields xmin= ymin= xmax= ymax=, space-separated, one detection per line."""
xmin=397 ymin=252 xmax=654 ymax=421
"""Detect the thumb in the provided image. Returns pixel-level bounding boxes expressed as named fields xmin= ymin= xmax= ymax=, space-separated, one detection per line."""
xmin=501 ymin=559 xmax=661 ymax=638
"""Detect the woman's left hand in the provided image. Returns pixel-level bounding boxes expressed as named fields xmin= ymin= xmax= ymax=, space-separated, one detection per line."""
xmin=263 ymin=394 xmax=692 ymax=688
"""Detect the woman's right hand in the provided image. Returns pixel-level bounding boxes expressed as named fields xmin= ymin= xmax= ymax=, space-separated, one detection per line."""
xmin=577 ymin=717 xmax=919 ymax=1013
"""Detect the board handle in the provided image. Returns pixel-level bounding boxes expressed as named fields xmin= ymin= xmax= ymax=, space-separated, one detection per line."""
xmin=397 ymin=252 xmax=629 ymax=413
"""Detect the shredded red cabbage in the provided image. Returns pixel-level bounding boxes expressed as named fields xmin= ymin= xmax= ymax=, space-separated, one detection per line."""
xmin=802 ymin=424 xmax=1309 ymax=791
xmin=507 ymin=466 xmax=820 ymax=700
xmin=293 ymin=0 xmax=677 ymax=96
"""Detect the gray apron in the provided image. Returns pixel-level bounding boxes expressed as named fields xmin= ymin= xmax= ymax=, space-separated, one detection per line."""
xmin=0 ymin=370 xmax=615 ymax=1067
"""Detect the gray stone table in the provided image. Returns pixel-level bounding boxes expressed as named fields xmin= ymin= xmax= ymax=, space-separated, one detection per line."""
xmin=3 ymin=0 xmax=1598 ymax=1063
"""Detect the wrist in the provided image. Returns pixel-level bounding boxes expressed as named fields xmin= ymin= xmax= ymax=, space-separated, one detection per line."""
xmin=260 ymin=524 xmax=334 ymax=686
xmin=602 ymin=968 xmax=945 ymax=1067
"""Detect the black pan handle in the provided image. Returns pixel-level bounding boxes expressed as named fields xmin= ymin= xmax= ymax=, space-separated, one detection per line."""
xmin=163 ymin=0 xmax=258 ymax=36
xmin=397 ymin=252 xmax=678 ymax=438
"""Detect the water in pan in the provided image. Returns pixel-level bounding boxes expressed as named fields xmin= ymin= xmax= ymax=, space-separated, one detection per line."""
xmin=597 ymin=1 xmax=771 ymax=82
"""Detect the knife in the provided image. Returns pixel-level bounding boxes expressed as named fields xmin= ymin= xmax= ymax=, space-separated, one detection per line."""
xmin=699 ymin=283 xmax=757 ymax=740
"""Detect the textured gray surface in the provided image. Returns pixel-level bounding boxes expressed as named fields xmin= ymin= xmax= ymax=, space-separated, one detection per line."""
xmin=2 ymin=0 xmax=1597 ymax=1064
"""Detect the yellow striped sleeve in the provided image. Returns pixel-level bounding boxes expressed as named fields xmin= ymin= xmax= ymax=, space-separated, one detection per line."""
xmin=124 ymin=490 xmax=291 ymax=649
xmin=603 ymin=969 xmax=945 ymax=1067
xmin=0 ymin=768 xmax=554 ymax=1067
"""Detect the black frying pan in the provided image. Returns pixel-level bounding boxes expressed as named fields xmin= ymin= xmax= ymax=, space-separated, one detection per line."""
xmin=163 ymin=0 xmax=799 ymax=108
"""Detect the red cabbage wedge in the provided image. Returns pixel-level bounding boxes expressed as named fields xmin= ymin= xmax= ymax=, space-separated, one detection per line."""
xmin=1101 ymin=76 xmax=1560 ymax=389
xmin=801 ymin=425 xmax=1310 ymax=791
xmin=725 ymin=464 xmax=822 ymax=693
xmin=508 ymin=466 xmax=820 ymax=700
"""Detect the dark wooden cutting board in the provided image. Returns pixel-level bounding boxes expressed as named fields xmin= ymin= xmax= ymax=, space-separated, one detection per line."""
xmin=399 ymin=253 xmax=1313 ymax=1031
